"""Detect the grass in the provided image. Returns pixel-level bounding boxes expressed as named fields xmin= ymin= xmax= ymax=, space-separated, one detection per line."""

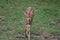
xmin=0 ymin=0 xmax=60 ymax=40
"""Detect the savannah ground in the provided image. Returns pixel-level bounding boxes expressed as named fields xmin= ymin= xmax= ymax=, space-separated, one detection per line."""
xmin=0 ymin=0 xmax=60 ymax=40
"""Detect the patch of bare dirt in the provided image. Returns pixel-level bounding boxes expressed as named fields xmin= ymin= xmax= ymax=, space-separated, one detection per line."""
xmin=49 ymin=19 xmax=60 ymax=26
xmin=0 ymin=25 xmax=5 ymax=29
xmin=15 ymin=31 xmax=60 ymax=40
xmin=40 ymin=31 xmax=60 ymax=40
xmin=0 ymin=16 xmax=5 ymax=21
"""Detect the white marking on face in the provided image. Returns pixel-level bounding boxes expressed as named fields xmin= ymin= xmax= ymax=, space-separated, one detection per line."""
xmin=27 ymin=17 xmax=31 ymax=21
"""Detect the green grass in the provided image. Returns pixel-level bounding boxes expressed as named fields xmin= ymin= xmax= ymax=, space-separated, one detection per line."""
xmin=0 ymin=0 xmax=60 ymax=40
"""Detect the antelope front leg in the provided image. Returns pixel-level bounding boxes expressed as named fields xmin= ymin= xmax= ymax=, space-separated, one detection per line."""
xmin=25 ymin=26 xmax=30 ymax=40
xmin=26 ymin=24 xmax=30 ymax=40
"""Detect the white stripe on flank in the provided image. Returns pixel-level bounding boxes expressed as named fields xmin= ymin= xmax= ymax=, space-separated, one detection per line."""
xmin=26 ymin=24 xmax=30 ymax=27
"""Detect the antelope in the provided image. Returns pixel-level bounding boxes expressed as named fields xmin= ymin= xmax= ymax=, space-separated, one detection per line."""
xmin=24 ymin=7 xmax=35 ymax=40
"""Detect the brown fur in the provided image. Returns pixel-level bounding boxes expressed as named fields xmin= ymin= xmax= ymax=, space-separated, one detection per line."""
xmin=24 ymin=7 xmax=34 ymax=40
xmin=25 ymin=7 xmax=34 ymax=25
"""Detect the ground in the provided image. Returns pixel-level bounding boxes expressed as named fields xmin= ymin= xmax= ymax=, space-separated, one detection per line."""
xmin=0 ymin=0 xmax=60 ymax=40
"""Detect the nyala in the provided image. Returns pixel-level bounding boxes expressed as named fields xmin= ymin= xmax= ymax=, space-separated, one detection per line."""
xmin=24 ymin=7 xmax=34 ymax=40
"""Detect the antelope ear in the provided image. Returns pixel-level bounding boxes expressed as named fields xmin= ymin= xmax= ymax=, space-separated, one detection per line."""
xmin=24 ymin=12 xmax=26 ymax=16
